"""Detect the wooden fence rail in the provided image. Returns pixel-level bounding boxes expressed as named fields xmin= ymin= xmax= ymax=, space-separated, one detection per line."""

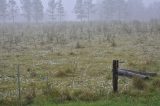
xmin=112 ymin=60 xmax=158 ymax=92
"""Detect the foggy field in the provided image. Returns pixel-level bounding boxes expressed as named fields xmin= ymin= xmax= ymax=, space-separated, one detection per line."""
xmin=0 ymin=22 xmax=160 ymax=106
xmin=0 ymin=0 xmax=160 ymax=106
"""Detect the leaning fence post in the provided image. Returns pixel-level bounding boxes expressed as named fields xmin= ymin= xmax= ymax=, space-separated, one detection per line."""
xmin=112 ymin=60 xmax=119 ymax=93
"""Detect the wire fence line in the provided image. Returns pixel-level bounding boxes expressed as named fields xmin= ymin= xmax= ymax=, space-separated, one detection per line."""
xmin=0 ymin=57 xmax=159 ymax=105
xmin=0 ymin=62 xmax=116 ymax=105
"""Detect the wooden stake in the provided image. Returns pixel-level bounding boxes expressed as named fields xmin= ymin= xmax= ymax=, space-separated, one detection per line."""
xmin=17 ymin=64 xmax=21 ymax=106
xmin=112 ymin=60 xmax=119 ymax=93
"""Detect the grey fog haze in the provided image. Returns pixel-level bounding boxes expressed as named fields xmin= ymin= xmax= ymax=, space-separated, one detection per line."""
xmin=36 ymin=0 xmax=160 ymax=20
xmin=1 ymin=0 xmax=160 ymax=22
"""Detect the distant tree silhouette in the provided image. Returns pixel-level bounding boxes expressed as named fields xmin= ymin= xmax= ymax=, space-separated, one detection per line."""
xmin=48 ymin=0 xmax=57 ymax=22
xmin=56 ymin=0 xmax=65 ymax=23
xmin=32 ymin=0 xmax=43 ymax=23
xmin=74 ymin=0 xmax=86 ymax=22
xmin=21 ymin=0 xmax=32 ymax=22
xmin=8 ymin=0 xmax=18 ymax=23
xmin=84 ymin=0 xmax=95 ymax=22
xmin=0 ymin=0 xmax=7 ymax=23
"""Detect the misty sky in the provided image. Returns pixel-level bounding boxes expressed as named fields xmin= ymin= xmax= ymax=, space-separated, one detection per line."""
xmin=47 ymin=0 xmax=160 ymax=20
xmin=15 ymin=0 xmax=160 ymax=20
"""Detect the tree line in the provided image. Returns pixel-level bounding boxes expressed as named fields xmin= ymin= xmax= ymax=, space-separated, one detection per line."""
xmin=0 ymin=0 xmax=160 ymax=23
xmin=0 ymin=0 xmax=65 ymax=23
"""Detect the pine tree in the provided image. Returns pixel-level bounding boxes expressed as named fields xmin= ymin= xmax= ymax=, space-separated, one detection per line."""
xmin=84 ymin=0 xmax=95 ymax=22
xmin=56 ymin=0 xmax=64 ymax=23
xmin=32 ymin=0 xmax=43 ymax=23
xmin=0 ymin=0 xmax=7 ymax=23
xmin=99 ymin=0 xmax=126 ymax=21
xmin=74 ymin=0 xmax=86 ymax=22
xmin=21 ymin=0 xmax=32 ymax=22
xmin=48 ymin=0 xmax=57 ymax=22
xmin=8 ymin=0 xmax=18 ymax=23
xmin=113 ymin=0 xmax=126 ymax=20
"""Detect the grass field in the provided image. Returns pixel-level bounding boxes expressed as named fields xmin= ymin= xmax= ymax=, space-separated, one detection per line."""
xmin=0 ymin=22 xmax=160 ymax=106
xmin=30 ymin=95 xmax=160 ymax=106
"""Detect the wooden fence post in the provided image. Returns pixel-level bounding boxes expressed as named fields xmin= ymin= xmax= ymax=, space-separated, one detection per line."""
xmin=17 ymin=64 xmax=22 ymax=106
xmin=112 ymin=60 xmax=119 ymax=93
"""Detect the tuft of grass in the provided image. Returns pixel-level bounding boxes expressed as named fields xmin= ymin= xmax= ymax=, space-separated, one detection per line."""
xmin=132 ymin=77 xmax=147 ymax=90
xmin=42 ymin=88 xmax=99 ymax=103
xmin=71 ymin=89 xmax=98 ymax=101
xmin=59 ymin=89 xmax=73 ymax=102
xmin=25 ymin=94 xmax=35 ymax=105
xmin=78 ymin=90 xmax=97 ymax=101
xmin=152 ymin=79 xmax=160 ymax=88
xmin=65 ymin=68 xmax=73 ymax=73
xmin=25 ymin=83 xmax=37 ymax=105
xmin=54 ymin=67 xmax=73 ymax=78
xmin=0 ymin=98 xmax=17 ymax=106
xmin=56 ymin=52 xmax=63 ymax=56
xmin=54 ymin=70 xmax=68 ymax=77
xmin=30 ymin=72 xmax=37 ymax=78
xmin=69 ymin=52 xmax=76 ymax=56
xmin=75 ymin=42 xmax=84 ymax=49
xmin=111 ymin=39 xmax=117 ymax=47
xmin=28 ymin=90 xmax=160 ymax=106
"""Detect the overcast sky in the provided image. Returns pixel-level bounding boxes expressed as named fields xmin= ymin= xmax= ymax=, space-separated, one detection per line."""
xmin=45 ymin=0 xmax=160 ymax=20
xmin=16 ymin=0 xmax=160 ymax=20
